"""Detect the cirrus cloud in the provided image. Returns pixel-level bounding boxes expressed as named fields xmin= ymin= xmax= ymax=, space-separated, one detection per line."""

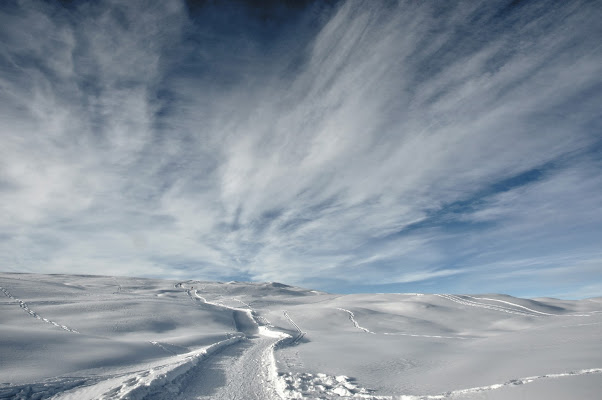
xmin=0 ymin=0 xmax=601 ymax=298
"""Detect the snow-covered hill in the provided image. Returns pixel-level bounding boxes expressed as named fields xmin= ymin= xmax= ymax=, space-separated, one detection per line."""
xmin=1 ymin=273 xmax=601 ymax=399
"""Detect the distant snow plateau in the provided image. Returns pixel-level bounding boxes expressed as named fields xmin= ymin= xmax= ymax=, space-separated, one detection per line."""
xmin=1 ymin=272 xmax=601 ymax=399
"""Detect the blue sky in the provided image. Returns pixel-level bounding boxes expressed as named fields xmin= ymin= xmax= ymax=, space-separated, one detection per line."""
xmin=1 ymin=0 xmax=601 ymax=298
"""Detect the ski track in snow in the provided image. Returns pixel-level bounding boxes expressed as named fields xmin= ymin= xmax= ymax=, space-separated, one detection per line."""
xmin=0 ymin=377 xmax=95 ymax=399
xmin=435 ymin=294 xmax=543 ymax=317
xmin=0 ymin=286 xmax=79 ymax=334
xmin=112 ymin=277 xmax=123 ymax=295
xmin=139 ymin=283 xmax=289 ymax=399
xmin=382 ymin=332 xmax=469 ymax=340
xmin=3 ymin=279 xmax=600 ymax=400
xmin=223 ymin=297 xmax=252 ymax=309
xmin=335 ymin=307 xmax=469 ymax=340
xmin=336 ymin=308 xmax=375 ymax=334
xmin=41 ymin=282 xmax=289 ymax=400
xmin=280 ymin=368 xmax=602 ymax=399
xmin=149 ymin=341 xmax=177 ymax=356
xmin=187 ymin=289 xmax=227 ymax=310
xmin=465 ymin=295 xmax=592 ymax=317
xmin=98 ymin=337 xmax=247 ymax=400
xmin=434 ymin=294 xmax=596 ymax=317
xmin=141 ymin=337 xmax=285 ymax=400
xmin=396 ymin=368 xmax=602 ymax=400
xmin=6 ymin=362 xmax=601 ymax=400
xmin=38 ymin=337 xmax=244 ymax=400
xmin=561 ymin=321 xmax=602 ymax=328
xmin=283 ymin=311 xmax=306 ymax=344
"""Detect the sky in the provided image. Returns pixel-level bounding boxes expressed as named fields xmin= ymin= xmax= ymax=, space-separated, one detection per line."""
xmin=0 ymin=0 xmax=601 ymax=298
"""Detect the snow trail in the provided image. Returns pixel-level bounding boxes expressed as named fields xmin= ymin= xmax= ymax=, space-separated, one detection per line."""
xmin=0 ymin=286 xmax=79 ymax=333
xmin=382 ymin=332 xmax=469 ymax=340
xmin=141 ymin=337 xmax=284 ymax=400
xmin=137 ymin=282 xmax=291 ymax=399
xmin=224 ymin=297 xmax=252 ymax=308
xmin=149 ymin=341 xmax=177 ymax=355
xmin=435 ymin=294 xmax=544 ymax=317
xmin=96 ymin=337 xmax=244 ymax=400
xmin=336 ymin=307 xmax=375 ymax=334
xmin=283 ymin=311 xmax=306 ymax=343
xmin=561 ymin=321 xmax=602 ymax=328
xmin=279 ymin=368 xmax=602 ymax=399
xmin=0 ymin=378 xmax=93 ymax=399
xmin=396 ymin=368 xmax=602 ymax=399
xmin=436 ymin=293 xmax=596 ymax=318
xmin=335 ymin=306 xmax=468 ymax=339
xmin=60 ymin=282 xmax=290 ymax=400
xmin=465 ymin=295 xmax=592 ymax=317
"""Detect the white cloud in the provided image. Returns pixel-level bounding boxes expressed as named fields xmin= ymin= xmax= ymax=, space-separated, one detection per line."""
xmin=0 ymin=0 xmax=601 ymax=296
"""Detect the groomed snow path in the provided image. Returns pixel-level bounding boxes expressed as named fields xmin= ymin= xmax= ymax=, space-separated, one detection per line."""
xmin=143 ymin=336 xmax=283 ymax=400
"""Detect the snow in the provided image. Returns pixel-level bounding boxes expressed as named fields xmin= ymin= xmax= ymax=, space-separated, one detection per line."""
xmin=1 ymin=273 xmax=601 ymax=399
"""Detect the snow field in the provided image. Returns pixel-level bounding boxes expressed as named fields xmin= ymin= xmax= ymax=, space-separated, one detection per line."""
xmin=1 ymin=273 xmax=601 ymax=399
xmin=95 ymin=336 xmax=244 ymax=400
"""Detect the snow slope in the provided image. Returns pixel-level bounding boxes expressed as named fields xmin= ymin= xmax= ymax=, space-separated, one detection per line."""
xmin=1 ymin=273 xmax=601 ymax=399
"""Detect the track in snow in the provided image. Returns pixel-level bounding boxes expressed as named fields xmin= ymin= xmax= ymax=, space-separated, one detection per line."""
xmin=381 ymin=332 xmax=470 ymax=340
xmin=436 ymin=294 xmax=594 ymax=317
xmin=465 ymin=295 xmax=592 ymax=317
xmin=336 ymin=307 xmax=375 ymax=334
xmin=335 ymin=307 xmax=469 ymax=340
xmin=143 ymin=337 xmax=284 ymax=400
xmin=138 ymin=282 xmax=289 ymax=399
xmin=0 ymin=286 xmax=79 ymax=333
xmin=283 ymin=311 xmax=306 ymax=343
xmin=399 ymin=368 xmax=602 ymax=400
xmin=149 ymin=341 xmax=177 ymax=355
xmin=280 ymin=368 xmax=602 ymax=399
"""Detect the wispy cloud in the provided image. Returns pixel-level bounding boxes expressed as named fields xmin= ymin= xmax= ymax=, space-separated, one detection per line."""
xmin=0 ymin=0 xmax=600 ymax=297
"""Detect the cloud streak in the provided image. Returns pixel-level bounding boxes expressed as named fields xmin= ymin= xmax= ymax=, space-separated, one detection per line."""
xmin=0 ymin=0 xmax=601 ymax=297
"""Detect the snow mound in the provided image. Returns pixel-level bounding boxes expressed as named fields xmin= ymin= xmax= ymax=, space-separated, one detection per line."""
xmin=280 ymin=372 xmax=384 ymax=399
